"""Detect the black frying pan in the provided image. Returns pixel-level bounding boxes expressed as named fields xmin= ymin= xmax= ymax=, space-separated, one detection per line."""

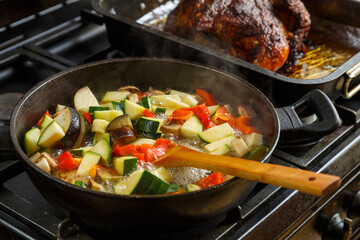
xmin=1 ymin=58 xmax=340 ymax=232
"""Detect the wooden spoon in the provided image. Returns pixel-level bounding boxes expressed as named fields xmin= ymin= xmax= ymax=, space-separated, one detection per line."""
xmin=153 ymin=145 xmax=341 ymax=196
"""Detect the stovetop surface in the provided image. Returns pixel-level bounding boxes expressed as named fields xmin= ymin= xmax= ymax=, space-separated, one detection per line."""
xmin=1 ymin=0 xmax=360 ymax=239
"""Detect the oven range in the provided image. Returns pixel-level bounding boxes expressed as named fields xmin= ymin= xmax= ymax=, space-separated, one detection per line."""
xmin=0 ymin=0 xmax=360 ymax=239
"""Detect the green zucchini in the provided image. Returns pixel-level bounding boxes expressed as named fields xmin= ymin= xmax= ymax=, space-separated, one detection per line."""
xmin=123 ymin=169 xmax=169 ymax=195
xmin=91 ymin=138 xmax=112 ymax=165
xmin=37 ymin=121 xmax=65 ymax=148
xmin=74 ymin=181 xmax=87 ymax=188
xmin=155 ymin=107 xmax=166 ymax=114
xmin=180 ymin=116 xmax=203 ymax=138
xmin=77 ymin=151 xmax=101 ymax=177
xmin=124 ymin=99 xmax=145 ymax=120
xmin=92 ymin=132 xmax=110 ymax=144
xmin=111 ymin=101 xmax=124 ymax=111
xmin=140 ymin=96 xmax=151 ymax=109
xmin=198 ymin=123 xmax=235 ymax=143
xmin=101 ymin=91 xmax=129 ymax=103
xmin=136 ymin=117 xmax=163 ymax=134
xmin=207 ymin=105 xmax=220 ymax=116
xmin=166 ymin=184 xmax=179 ymax=193
xmin=246 ymin=144 xmax=269 ymax=160
xmin=89 ymin=106 xmax=108 ymax=113
xmin=39 ymin=115 xmax=53 ymax=130
xmin=93 ymin=110 xmax=123 ymax=122
xmin=204 ymin=135 xmax=236 ymax=152
xmin=209 ymin=144 xmax=231 ymax=155
xmin=71 ymin=146 xmax=93 ymax=157
xmin=113 ymin=156 xmax=138 ymax=176
xmin=24 ymin=128 xmax=41 ymax=155
xmin=186 ymin=184 xmax=201 ymax=192
xmin=91 ymin=119 xmax=109 ymax=133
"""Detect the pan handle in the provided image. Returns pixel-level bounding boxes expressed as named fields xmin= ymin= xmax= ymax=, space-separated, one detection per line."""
xmin=276 ymin=89 xmax=341 ymax=144
xmin=342 ymin=61 xmax=360 ymax=99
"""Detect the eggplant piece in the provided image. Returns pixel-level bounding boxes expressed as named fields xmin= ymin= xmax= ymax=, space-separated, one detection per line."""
xmin=54 ymin=107 xmax=81 ymax=148
xmin=106 ymin=114 xmax=133 ymax=131
xmin=110 ymin=127 xmax=137 ymax=145
xmin=72 ymin=111 xmax=92 ymax=149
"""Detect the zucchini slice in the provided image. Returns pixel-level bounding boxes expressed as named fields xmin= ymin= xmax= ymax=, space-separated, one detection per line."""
xmin=100 ymin=91 xmax=129 ymax=103
xmin=207 ymin=105 xmax=220 ymax=116
xmin=123 ymin=169 xmax=169 ymax=195
xmin=89 ymin=106 xmax=108 ymax=113
xmin=204 ymin=135 xmax=236 ymax=152
xmin=209 ymin=144 xmax=231 ymax=155
xmin=180 ymin=116 xmax=203 ymax=138
xmin=186 ymin=184 xmax=201 ymax=192
xmin=198 ymin=123 xmax=235 ymax=143
xmin=91 ymin=138 xmax=112 ymax=165
xmin=140 ymin=96 xmax=151 ymax=109
xmin=77 ymin=151 xmax=101 ymax=177
xmin=24 ymin=128 xmax=41 ymax=155
xmin=124 ymin=99 xmax=145 ymax=120
xmin=93 ymin=110 xmax=123 ymax=122
xmin=39 ymin=115 xmax=53 ymax=130
xmin=92 ymin=132 xmax=110 ymax=144
xmin=37 ymin=121 xmax=65 ymax=148
xmin=162 ymin=96 xmax=190 ymax=109
xmin=91 ymin=119 xmax=109 ymax=133
xmin=71 ymin=146 xmax=93 ymax=157
xmin=136 ymin=117 xmax=163 ymax=134
xmin=113 ymin=156 xmax=138 ymax=176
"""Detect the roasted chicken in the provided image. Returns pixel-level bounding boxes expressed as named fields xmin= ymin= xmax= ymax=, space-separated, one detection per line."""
xmin=164 ymin=0 xmax=311 ymax=71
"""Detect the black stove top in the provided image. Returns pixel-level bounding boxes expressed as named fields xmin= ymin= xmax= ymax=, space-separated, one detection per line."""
xmin=1 ymin=1 xmax=360 ymax=239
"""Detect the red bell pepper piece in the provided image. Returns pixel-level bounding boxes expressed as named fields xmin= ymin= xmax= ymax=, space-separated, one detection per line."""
xmin=139 ymin=138 xmax=170 ymax=162
xmin=186 ymin=104 xmax=215 ymax=129
xmin=235 ymin=116 xmax=258 ymax=134
xmin=82 ymin=112 xmax=92 ymax=124
xmin=197 ymin=172 xmax=224 ymax=188
xmin=211 ymin=106 xmax=236 ymax=128
xmin=196 ymin=88 xmax=218 ymax=106
xmin=140 ymin=143 xmax=157 ymax=162
xmin=168 ymin=109 xmax=193 ymax=122
xmin=113 ymin=144 xmax=139 ymax=156
xmin=138 ymin=91 xmax=151 ymax=99
xmin=36 ymin=110 xmax=49 ymax=128
xmin=57 ymin=151 xmax=80 ymax=171
xmin=142 ymin=109 xmax=155 ymax=118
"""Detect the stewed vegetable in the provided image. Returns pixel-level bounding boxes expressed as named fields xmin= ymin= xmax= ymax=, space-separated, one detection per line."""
xmin=23 ymin=85 xmax=268 ymax=195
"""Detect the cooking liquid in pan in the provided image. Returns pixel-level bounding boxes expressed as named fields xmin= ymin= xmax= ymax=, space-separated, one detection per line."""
xmin=137 ymin=3 xmax=359 ymax=80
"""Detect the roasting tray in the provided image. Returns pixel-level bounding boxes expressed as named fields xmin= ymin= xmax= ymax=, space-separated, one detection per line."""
xmin=92 ymin=0 xmax=360 ymax=106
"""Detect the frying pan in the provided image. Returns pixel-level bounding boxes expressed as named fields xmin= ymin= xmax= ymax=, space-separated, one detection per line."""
xmin=1 ymin=58 xmax=340 ymax=232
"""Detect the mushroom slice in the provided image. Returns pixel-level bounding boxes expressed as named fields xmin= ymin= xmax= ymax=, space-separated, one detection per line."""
xmin=117 ymin=86 xmax=141 ymax=94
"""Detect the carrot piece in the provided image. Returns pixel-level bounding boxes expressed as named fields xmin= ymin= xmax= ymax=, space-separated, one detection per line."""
xmin=235 ymin=116 xmax=258 ymax=134
xmin=36 ymin=110 xmax=49 ymax=128
xmin=142 ymin=109 xmax=155 ymax=118
xmin=197 ymin=172 xmax=224 ymax=188
xmin=196 ymin=89 xmax=218 ymax=106
xmin=82 ymin=112 xmax=92 ymax=124
xmin=57 ymin=151 xmax=80 ymax=171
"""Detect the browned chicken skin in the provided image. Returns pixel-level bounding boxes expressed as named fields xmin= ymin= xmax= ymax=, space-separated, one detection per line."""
xmin=164 ymin=0 xmax=311 ymax=71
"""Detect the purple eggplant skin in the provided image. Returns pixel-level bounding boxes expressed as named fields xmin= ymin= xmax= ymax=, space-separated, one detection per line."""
xmin=110 ymin=126 xmax=136 ymax=145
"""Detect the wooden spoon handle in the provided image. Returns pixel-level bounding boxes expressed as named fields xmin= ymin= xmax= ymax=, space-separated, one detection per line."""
xmin=154 ymin=146 xmax=341 ymax=196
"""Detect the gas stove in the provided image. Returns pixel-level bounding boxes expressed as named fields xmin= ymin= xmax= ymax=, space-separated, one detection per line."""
xmin=0 ymin=1 xmax=360 ymax=239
